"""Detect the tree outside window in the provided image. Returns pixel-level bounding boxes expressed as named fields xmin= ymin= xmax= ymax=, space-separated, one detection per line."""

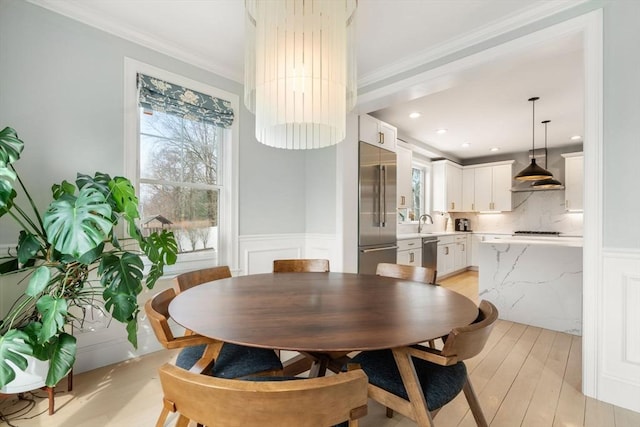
xmin=139 ymin=110 xmax=224 ymax=254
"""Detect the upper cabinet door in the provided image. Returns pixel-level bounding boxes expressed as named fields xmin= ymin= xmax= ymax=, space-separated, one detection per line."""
xmin=461 ymin=168 xmax=475 ymax=212
xmin=433 ymin=160 xmax=462 ymax=212
xmin=358 ymin=115 xmax=397 ymax=152
xmin=473 ymin=166 xmax=493 ymax=211
xmin=563 ymin=152 xmax=584 ymax=212
xmin=491 ymin=163 xmax=513 ymax=211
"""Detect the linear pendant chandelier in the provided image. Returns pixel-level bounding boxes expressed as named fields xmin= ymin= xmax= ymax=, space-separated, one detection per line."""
xmin=244 ymin=0 xmax=358 ymax=149
xmin=514 ymin=97 xmax=554 ymax=181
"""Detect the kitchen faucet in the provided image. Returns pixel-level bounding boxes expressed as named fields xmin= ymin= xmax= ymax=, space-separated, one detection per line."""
xmin=418 ymin=214 xmax=434 ymax=233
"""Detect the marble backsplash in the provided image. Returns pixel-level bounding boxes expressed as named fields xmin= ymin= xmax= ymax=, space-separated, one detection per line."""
xmin=450 ymin=190 xmax=583 ymax=236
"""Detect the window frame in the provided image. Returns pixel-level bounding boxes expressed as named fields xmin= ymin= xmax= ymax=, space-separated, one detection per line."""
xmin=411 ymin=159 xmax=432 ymax=220
xmin=124 ymin=58 xmax=239 ymax=275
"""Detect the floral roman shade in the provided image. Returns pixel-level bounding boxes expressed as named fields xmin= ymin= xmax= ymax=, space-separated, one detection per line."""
xmin=137 ymin=73 xmax=234 ymax=128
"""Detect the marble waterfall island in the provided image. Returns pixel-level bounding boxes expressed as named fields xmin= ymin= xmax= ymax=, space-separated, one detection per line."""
xmin=478 ymin=236 xmax=583 ymax=335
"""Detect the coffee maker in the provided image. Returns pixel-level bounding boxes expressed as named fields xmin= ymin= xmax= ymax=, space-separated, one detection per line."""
xmin=455 ymin=218 xmax=471 ymax=232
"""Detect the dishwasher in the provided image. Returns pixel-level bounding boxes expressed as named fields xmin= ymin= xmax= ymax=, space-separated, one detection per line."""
xmin=421 ymin=236 xmax=439 ymax=271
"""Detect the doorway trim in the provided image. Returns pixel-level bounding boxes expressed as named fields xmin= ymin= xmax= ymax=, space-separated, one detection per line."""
xmin=355 ymin=9 xmax=603 ymax=398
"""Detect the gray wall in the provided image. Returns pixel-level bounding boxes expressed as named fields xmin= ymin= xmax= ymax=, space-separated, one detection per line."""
xmin=0 ymin=0 xmax=321 ymax=244
xmin=602 ymin=0 xmax=640 ymax=248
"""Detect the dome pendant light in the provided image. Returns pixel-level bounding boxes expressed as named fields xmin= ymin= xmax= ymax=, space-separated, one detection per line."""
xmin=514 ymin=97 xmax=554 ymax=181
xmin=531 ymin=120 xmax=564 ymax=189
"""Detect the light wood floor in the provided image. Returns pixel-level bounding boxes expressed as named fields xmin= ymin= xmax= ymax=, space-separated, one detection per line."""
xmin=2 ymin=271 xmax=639 ymax=427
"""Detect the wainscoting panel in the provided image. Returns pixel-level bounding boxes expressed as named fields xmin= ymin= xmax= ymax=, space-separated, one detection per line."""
xmin=239 ymin=233 xmax=338 ymax=275
xmin=599 ymin=249 xmax=640 ymax=412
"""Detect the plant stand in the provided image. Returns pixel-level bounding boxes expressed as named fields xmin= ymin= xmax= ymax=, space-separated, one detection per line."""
xmin=0 ymin=357 xmax=72 ymax=415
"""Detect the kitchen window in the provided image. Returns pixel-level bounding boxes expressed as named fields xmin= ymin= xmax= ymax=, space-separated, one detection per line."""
xmin=124 ymin=59 xmax=239 ymax=273
xmin=411 ymin=161 xmax=431 ymax=220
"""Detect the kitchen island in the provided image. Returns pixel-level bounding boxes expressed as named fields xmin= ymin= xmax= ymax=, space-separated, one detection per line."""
xmin=478 ymin=236 xmax=582 ymax=335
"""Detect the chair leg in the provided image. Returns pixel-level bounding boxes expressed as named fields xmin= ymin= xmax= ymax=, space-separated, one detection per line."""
xmin=67 ymin=369 xmax=73 ymax=391
xmin=175 ymin=414 xmax=190 ymax=427
xmin=155 ymin=407 xmax=171 ymax=427
xmin=462 ymin=377 xmax=488 ymax=427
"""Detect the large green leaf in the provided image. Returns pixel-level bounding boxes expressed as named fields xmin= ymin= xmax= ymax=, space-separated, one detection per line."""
xmin=103 ymin=286 xmax=138 ymax=324
xmin=35 ymin=295 xmax=68 ymax=343
xmin=25 ymin=266 xmax=50 ymax=297
xmin=144 ymin=230 xmax=178 ymax=265
xmin=126 ymin=318 xmax=138 ymax=349
xmin=45 ymin=333 xmax=76 ymax=387
xmin=109 ymin=176 xmax=139 ymax=219
xmin=0 ymin=127 xmax=23 ymax=166
xmin=0 ymin=127 xmax=23 ymax=212
xmin=98 ymin=252 xmax=144 ymax=295
xmin=17 ymin=230 xmax=44 ymax=264
xmin=0 ymin=167 xmax=17 ymax=211
xmin=0 ymin=329 xmax=33 ymax=388
xmin=43 ymin=187 xmax=113 ymax=259
xmin=51 ymin=179 xmax=76 ymax=200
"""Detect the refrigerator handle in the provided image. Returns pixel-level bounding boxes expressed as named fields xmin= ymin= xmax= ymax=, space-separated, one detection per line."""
xmin=361 ymin=245 xmax=399 ymax=253
xmin=378 ymin=165 xmax=384 ymax=227
xmin=382 ymin=164 xmax=387 ymax=227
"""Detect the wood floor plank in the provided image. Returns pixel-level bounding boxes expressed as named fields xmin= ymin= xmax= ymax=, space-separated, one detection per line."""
xmin=490 ymin=327 xmax=556 ymax=427
xmin=553 ymin=334 xmax=586 ymax=427
xmin=521 ymin=331 xmax=572 ymax=426
xmin=584 ymin=396 xmax=616 ymax=427
xmin=456 ymin=325 xmax=542 ymax=427
xmin=613 ymin=404 xmax=640 ymax=427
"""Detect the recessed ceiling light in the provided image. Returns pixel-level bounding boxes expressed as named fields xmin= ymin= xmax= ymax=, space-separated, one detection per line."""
xmin=409 ymin=112 xmax=421 ymax=119
xmin=571 ymin=135 xmax=582 ymax=140
xmin=436 ymin=128 xmax=447 ymax=134
xmin=490 ymin=147 xmax=499 ymax=152
xmin=461 ymin=142 xmax=470 ymax=148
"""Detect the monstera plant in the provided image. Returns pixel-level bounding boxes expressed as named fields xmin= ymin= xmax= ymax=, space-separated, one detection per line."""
xmin=0 ymin=126 xmax=178 ymax=388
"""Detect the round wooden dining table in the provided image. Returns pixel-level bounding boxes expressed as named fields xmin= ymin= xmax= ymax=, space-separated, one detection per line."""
xmin=169 ymin=272 xmax=478 ymax=354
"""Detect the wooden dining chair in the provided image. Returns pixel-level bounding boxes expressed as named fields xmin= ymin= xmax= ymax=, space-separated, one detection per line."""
xmin=144 ymin=288 xmax=283 ymax=377
xmin=351 ymin=300 xmax=498 ymax=427
xmin=376 ymin=262 xmax=439 ymax=351
xmin=156 ymin=363 xmax=368 ymax=427
xmin=376 ymin=262 xmax=437 ymax=285
xmin=273 ymin=258 xmax=330 ymax=273
xmin=173 ymin=265 xmax=232 ymax=294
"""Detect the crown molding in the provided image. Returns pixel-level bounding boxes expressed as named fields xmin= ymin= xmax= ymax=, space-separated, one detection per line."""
xmin=358 ymin=0 xmax=589 ymax=88
xmin=26 ymin=0 xmax=242 ymax=82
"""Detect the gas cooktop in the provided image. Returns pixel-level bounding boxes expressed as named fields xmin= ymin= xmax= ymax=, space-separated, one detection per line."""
xmin=513 ymin=231 xmax=560 ymax=236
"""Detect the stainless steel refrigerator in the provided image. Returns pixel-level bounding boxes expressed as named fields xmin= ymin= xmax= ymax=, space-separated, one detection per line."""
xmin=358 ymin=141 xmax=397 ymax=274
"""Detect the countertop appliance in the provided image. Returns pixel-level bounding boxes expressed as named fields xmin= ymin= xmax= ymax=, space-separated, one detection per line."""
xmin=455 ymin=218 xmax=471 ymax=232
xmin=358 ymin=141 xmax=397 ymax=274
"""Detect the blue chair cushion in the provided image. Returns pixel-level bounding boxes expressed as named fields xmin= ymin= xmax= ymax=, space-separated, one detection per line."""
xmin=351 ymin=349 xmax=467 ymax=411
xmin=176 ymin=343 xmax=283 ymax=379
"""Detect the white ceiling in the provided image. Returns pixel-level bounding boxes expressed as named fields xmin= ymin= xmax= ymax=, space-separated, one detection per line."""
xmin=29 ymin=0 xmax=585 ymax=159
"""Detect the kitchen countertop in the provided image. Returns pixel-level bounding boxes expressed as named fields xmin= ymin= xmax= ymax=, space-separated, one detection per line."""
xmin=481 ymin=235 xmax=583 ymax=247
xmin=397 ymin=231 xmax=472 ymax=240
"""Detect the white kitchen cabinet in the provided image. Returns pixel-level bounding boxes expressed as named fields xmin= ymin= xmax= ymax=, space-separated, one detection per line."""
xmin=432 ymin=160 xmax=462 ymax=212
xmin=436 ymin=235 xmax=456 ymax=276
xmin=562 ymin=152 xmax=583 ymax=212
xmin=396 ymin=143 xmax=412 ymax=209
xmin=397 ymin=238 xmax=422 ymax=267
xmin=454 ymin=234 xmax=470 ymax=271
xmin=358 ymin=114 xmax=397 ymax=152
xmin=461 ymin=168 xmax=475 ymax=212
xmin=464 ymin=161 xmax=513 ymax=212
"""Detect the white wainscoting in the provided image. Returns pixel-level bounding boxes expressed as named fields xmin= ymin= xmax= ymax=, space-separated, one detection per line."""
xmin=238 ymin=233 xmax=339 ymax=275
xmin=599 ymin=248 xmax=640 ymax=413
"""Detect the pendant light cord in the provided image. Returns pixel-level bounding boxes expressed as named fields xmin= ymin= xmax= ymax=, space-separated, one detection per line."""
xmin=529 ymin=96 xmax=539 ymax=160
